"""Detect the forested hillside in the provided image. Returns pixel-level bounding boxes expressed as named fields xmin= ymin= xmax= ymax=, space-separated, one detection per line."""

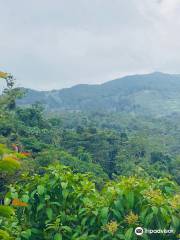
xmin=0 ymin=72 xmax=180 ymax=240
xmin=18 ymin=72 xmax=180 ymax=116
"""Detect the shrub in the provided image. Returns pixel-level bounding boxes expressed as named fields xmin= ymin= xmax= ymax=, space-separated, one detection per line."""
xmin=7 ymin=164 xmax=180 ymax=240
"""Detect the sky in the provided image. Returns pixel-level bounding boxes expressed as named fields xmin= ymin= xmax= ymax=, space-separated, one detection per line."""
xmin=0 ymin=0 xmax=180 ymax=90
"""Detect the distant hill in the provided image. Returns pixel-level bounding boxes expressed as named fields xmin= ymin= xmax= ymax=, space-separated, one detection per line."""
xmin=17 ymin=72 xmax=180 ymax=116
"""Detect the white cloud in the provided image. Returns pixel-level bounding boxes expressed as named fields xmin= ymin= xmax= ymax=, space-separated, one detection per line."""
xmin=0 ymin=0 xmax=180 ymax=90
xmin=159 ymin=0 xmax=180 ymax=16
xmin=137 ymin=0 xmax=180 ymax=24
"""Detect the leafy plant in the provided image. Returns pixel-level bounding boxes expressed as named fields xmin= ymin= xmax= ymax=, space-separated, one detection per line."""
xmin=8 ymin=165 xmax=180 ymax=240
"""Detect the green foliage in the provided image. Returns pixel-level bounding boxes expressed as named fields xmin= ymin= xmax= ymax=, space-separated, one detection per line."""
xmin=0 ymin=229 xmax=10 ymax=240
xmin=6 ymin=165 xmax=180 ymax=240
xmin=0 ymin=144 xmax=23 ymax=240
xmin=1 ymin=71 xmax=180 ymax=240
xmin=35 ymin=149 xmax=107 ymax=180
xmin=0 ymin=205 xmax=14 ymax=217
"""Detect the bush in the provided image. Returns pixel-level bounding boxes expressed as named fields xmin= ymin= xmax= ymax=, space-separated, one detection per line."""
xmin=7 ymin=164 xmax=180 ymax=240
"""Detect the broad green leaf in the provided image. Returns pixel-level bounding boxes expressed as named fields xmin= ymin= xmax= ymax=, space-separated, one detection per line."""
xmin=4 ymin=198 xmax=11 ymax=205
xmin=37 ymin=185 xmax=45 ymax=195
xmin=62 ymin=189 xmax=69 ymax=199
xmin=172 ymin=215 xmax=180 ymax=229
xmin=54 ymin=233 xmax=62 ymax=240
xmin=114 ymin=200 xmax=124 ymax=214
xmin=90 ymin=216 xmax=96 ymax=226
xmin=145 ymin=213 xmax=154 ymax=226
xmin=61 ymin=182 xmax=68 ymax=189
xmin=112 ymin=208 xmax=122 ymax=220
xmin=62 ymin=226 xmax=72 ymax=232
xmin=152 ymin=206 xmax=158 ymax=215
xmin=126 ymin=192 xmax=134 ymax=209
xmin=0 ymin=205 xmax=14 ymax=217
xmin=140 ymin=208 xmax=148 ymax=222
xmin=81 ymin=217 xmax=88 ymax=226
xmin=124 ymin=228 xmax=133 ymax=240
xmin=0 ymin=229 xmax=10 ymax=240
xmin=21 ymin=229 xmax=31 ymax=239
xmin=21 ymin=195 xmax=29 ymax=202
xmin=160 ymin=207 xmax=170 ymax=222
xmin=116 ymin=233 xmax=125 ymax=239
xmin=37 ymin=203 xmax=45 ymax=212
xmin=46 ymin=208 xmax=53 ymax=220
xmin=100 ymin=207 xmax=109 ymax=224
xmin=31 ymin=228 xmax=41 ymax=234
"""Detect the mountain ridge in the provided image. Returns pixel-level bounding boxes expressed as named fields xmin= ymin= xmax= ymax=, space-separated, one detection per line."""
xmin=17 ymin=72 xmax=180 ymax=116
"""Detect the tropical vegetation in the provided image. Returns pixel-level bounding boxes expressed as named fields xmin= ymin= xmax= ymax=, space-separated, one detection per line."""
xmin=0 ymin=71 xmax=179 ymax=239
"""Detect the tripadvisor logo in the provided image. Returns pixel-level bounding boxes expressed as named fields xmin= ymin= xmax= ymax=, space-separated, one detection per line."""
xmin=135 ymin=227 xmax=143 ymax=236
xmin=135 ymin=227 xmax=174 ymax=236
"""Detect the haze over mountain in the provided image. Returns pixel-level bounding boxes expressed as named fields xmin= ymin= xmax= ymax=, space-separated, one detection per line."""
xmin=18 ymin=72 xmax=180 ymax=116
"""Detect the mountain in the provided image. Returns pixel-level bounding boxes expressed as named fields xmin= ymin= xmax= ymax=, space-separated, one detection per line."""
xmin=18 ymin=72 xmax=180 ymax=116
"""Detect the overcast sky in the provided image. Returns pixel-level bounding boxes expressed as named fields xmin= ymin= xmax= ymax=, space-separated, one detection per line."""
xmin=0 ymin=0 xmax=180 ymax=90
